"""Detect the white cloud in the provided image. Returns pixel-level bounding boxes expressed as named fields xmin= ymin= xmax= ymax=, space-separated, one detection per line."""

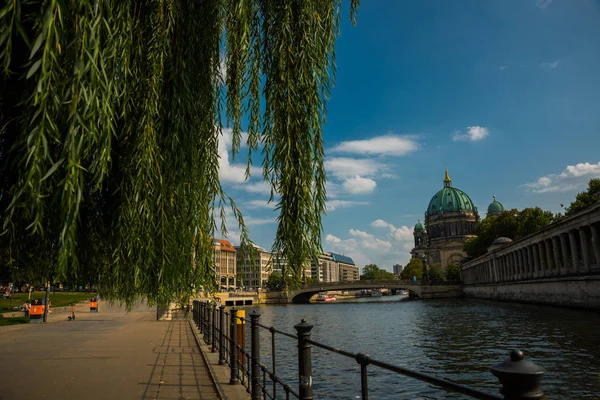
xmin=236 ymin=181 xmax=272 ymax=194
xmin=323 ymin=219 xmax=416 ymax=270
xmin=244 ymin=199 xmax=275 ymax=209
xmin=244 ymin=217 xmax=277 ymax=226
xmin=370 ymin=219 xmax=413 ymax=242
xmin=536 ymin=0 xmax=552 ymax=9
xmin=326 ymin=200 xmax=369 ymax=212
xmin=325 ymin=234 xmax=342 ymax=244
xmin=540 ymin=60 xmax=559 ymax=69
xmin=342 ymin=176 xmax=377 ymax=194
xmin=452 ymin=126 xmax=490 ymax=142
xmin=325 ymin=157 xmax=389 ymax=180
xmin=349 ymin=229 xmax=374 ymax=239
xmin=218 ymin=128 xmax=260 ymax=184
xmin=523 ymin=161 xmax=600 ymax=193
xmin=331 ymin=134 xmax=420 ymax=156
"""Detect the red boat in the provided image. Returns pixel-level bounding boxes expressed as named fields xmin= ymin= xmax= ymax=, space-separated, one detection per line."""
xmin=315 ymin=293 xmax=336 ymax=302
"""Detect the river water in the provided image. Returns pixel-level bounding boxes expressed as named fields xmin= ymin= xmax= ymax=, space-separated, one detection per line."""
xmin=244 ymin=296 xmax=600 ymax=399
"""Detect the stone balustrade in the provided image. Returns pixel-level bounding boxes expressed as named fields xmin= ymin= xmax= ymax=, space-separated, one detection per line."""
xmin=462 ymin=203 xmax=600 ymax=285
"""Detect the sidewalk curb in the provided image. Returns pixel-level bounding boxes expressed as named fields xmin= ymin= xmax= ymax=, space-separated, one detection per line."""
xmin=188 ymin=319 xmax=227 ymax=400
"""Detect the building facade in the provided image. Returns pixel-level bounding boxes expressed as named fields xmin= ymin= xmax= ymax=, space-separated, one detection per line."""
xmin=393 ymin=264 xmax=403 ymax=275
xmin=213 ymin=239 xmax=237 ymax=290
xmin=311 ymin=252 xmax=359 ymax=282
xmin=235 ymin=245 xmax=272 ymax=290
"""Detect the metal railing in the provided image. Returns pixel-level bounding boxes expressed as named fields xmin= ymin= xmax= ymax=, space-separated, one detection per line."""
xmin=192 ymin=300 xmax=545 ymax=400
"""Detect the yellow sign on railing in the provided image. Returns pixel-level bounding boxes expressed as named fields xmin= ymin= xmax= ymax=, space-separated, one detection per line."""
xmin=237 ymin=309 xmax=246 ymax=323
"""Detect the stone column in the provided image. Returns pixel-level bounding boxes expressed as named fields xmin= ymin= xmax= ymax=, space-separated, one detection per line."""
xmin=517 ymin=249 xmax=524 ymax=280
xmin=532 ymin=244 xmax=540 ymax=278
xmin=560 ymin=233 xmax=570 ymax=275
xmin=590 ymin=224 xmax=600 ymax=270
xmin=579 ymin=227 xmax=591 ymax=273
xmin=538 ymin=242 xmax=546 ymax=277
xmin=568 ymin=230 xmax=580 ymax=273
xmin=510 ymin=251 xmax=518 ymax=281
xmin=527 ymin=246 xmax=533 ymax=278
xmin=552 ymin=236 xmax=561 ymax=276
xmin=545 ymin=238 xmax=555 ymax=277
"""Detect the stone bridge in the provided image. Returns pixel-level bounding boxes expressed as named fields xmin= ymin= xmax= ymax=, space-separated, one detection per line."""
xmin=267 ymin=280 xmax=463 ymax=304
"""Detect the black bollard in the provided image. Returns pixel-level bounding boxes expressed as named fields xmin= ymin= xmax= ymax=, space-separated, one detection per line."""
xmin=219 ymin=305 xmax=226 ymax=365
xmin=491 ymin=350 xmax=545 ymax=399
xmin=295 ymin=319 xmax=314 ymax=400
xmin=229 ymin=309 xmax=239 ymax=384
xmin=250 ymin=311 xmax=261 ymax=400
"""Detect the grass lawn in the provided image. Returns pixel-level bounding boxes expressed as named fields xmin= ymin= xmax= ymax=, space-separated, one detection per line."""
xmin=0 ymin=316 xmax=29 ymax=326
xmin=0 ymin=292 xmax=95 ymax=313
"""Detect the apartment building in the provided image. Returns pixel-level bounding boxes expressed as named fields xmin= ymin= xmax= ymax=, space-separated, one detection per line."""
xmin=311 ymin=252 xmax=359 ymax=282
xmin=213 ymin=239 xmax=237 ymax=290
xmin=235 ymin=245 xmax=272 ymax=290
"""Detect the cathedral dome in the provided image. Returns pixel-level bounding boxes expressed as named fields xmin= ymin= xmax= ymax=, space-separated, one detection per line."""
xmin=487 ymin=195 xmax=504 ymax=215
xmin=426 ymin=170 xmax=477 ymax=217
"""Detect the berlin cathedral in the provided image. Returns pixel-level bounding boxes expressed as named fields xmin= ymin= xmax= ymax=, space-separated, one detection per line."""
xmin=411 ymin=170 xmax=505 ymax=270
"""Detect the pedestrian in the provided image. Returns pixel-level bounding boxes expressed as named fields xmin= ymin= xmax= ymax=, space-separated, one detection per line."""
xmin=24 ymin=301 xmax=31 ymax=317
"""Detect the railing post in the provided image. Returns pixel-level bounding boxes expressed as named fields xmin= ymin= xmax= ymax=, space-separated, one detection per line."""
xmin=206 ymin=302 xmax=213 ymax=345
xmin=219 ymin=305 xmax=226 ymax=365
xmin=229 ymin=308 xmax=239 ymax=384
xmin=250 ymin=311 xmax=261 ymax=400
xmin=211 ymin=303 xmax=217 ymax=352
xmin=294 ymin=319 xmax=314 ymax=400
xmin=199 ymin=301 xmax=204 ymax=333
xmin=356 ymin=353 xmax=370 ymax=400
xmin=491 ymin=350 xmax=545 ymax=400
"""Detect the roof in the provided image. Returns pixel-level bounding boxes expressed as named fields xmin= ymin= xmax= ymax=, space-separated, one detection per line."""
xmin=487 ymin=195 xmax=505 ymax=214
xmin=214 ymin=239 xmax=237 ymax=253
xmin=330 ymin=252 xmax=355 ymax=265
xmin=492 ymin=237 xmax=513 ymax=245
xmin=414 ymin=219 xmax=425 ymax=231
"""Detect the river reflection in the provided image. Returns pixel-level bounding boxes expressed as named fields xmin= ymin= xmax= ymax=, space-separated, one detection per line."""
xmin=244 ymin=297 xmax=600 ymax=399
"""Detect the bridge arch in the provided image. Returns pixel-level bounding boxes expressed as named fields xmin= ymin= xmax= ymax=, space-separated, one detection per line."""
xmin=288 ymin=280 xmax=423 ymax=303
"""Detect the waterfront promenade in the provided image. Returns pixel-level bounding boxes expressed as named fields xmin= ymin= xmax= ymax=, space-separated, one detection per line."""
xmin=0 ymin=303 xmax=220 ymax=400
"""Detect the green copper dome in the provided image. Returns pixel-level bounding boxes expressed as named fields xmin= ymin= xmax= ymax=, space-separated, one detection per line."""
xmin=487 ymin=195 xmax=505 ymax=214
xmin=426 ymin=170 xmax=477 ymax=217
xmin=414 ymin=219 xmax=425 ymax=231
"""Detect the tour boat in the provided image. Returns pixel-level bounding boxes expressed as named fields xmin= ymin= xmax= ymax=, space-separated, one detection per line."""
xmin=370 ymin=290 xmax=383 ymax=297
xmin=315 ymin=293 xmax=337 ymax=302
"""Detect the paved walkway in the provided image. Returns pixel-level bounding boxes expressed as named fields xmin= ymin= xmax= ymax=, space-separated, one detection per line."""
xmin=0 ymin=303 xmax=219 ymax=400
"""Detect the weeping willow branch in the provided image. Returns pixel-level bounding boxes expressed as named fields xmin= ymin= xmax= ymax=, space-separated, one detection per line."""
xmin=0 ymin=0 xmax=359 ymax=306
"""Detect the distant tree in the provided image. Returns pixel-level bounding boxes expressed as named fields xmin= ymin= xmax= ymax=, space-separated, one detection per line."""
xmin=266 ymin=273 xmax=285 ymax=292
xmin=565 ymin=178 xmax=600 ymax=216
xmin=464 ymin=207 xmax=558 ymax=259
xmin=400 ymin=258 xmax=423 ymax=280
xmin=516 ymin=207 xmax=557 ymax=239
xmin=428 ymin=266 xmax=445 ymax=282
xmin=445 ymin=264 xmax=461 ymax=281
xmin=361 ymin=264 xmax=380 ymax=280
xmin=360 ymin=264 xmax=397 ymax=280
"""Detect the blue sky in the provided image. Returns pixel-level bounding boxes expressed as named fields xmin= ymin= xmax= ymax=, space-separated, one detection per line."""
xmin=218 ymin=0 xmax=600 ymax=271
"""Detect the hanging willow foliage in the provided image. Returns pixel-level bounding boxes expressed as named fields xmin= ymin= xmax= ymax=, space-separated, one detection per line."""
xmin=0 ymin=0 xmax=359 ymax=306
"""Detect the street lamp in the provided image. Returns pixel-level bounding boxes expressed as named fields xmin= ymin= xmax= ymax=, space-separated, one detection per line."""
xmin=421 ymin=254 xmax=428 ymax=284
